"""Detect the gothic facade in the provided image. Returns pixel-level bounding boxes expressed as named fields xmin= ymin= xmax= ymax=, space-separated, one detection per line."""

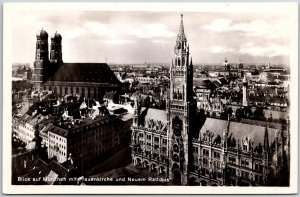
xmin=130 ymin=14 xmax=289 ymax=186
xmin=33 ymin=29 xmax=120 ymax=102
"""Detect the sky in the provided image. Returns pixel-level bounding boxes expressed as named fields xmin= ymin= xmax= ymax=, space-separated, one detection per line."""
xmin=11 ymin=7 xmax=295 ymax=65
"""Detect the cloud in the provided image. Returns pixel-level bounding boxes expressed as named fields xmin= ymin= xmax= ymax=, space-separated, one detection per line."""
xmin=84 ymin=21 xmax=119 ymax=38
xmin=208 ymin=46 xmax=234 ymax=54
xmin=203 ymin=19 xmax=232 ymax=32
xmin=62 ymin=27 xmax=86 ymax=39
xmin=129 ymin=23 xmax=176 ymax=39
xmin=151 ymin=39 xmax=169 ymax=44
xmin=239 ymin=43 xmax=289 ymax=57
xmin=203 ymin=18 xmax=289 ymax=39
xmin=101 ymin=39 xmax=135 ymax=45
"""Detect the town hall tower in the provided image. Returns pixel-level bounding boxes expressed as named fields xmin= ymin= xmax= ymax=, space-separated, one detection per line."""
xmin=167 ymin=14 xmax=196 ymax=185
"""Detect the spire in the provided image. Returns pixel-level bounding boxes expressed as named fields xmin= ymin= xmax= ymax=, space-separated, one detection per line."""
xmin=226 ymin=114 xmax=230 ymax=134
xmin=190 ymin=57 xmax=193 ymax=65
xmin=263 ymin=125 xmax=269 ymax=154
xmin=177 ymin=14 xmax=186 ymax=41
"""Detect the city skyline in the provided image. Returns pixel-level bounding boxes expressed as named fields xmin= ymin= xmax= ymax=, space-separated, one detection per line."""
xmin=12 ymin=7 xmax=294 ymax=65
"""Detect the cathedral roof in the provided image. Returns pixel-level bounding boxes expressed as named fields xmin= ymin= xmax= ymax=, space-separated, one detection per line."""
xmin=45 ymin=63 xmax=120 ymax=85
xmin=199 ymin=117 xmax=284 ymax=148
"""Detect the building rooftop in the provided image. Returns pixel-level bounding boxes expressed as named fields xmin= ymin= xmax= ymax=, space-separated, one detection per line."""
xmin=45 ymin=62 xmax=120 ymax=85
xmin=50 ymin=115 xmax=115 ymax=138
xmin=199 ymin=117 xmax=286 ymax=148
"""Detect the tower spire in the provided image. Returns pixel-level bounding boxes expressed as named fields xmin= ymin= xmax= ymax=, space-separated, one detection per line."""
xmin=263 ymin=125 xmax=269 ymax=154
xmin=178 ymin=13 xmax=186 ymax=41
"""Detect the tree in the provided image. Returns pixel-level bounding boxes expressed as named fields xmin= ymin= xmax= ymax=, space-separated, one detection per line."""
xmin=253 ymin=107 xmax=265 ymax=120
xmin=236 ymin=108 xmax=244 ymax=121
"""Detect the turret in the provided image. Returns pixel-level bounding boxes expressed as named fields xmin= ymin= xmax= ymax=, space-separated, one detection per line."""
xmin=50 ymin=31 xmax=63 ymax=63
xmin=33 ymin=28 xmax=49 ymax=90
xmin=35 ymin=29 xmax=49 ymax=61
xmin=133 ymin=96 xmax=140 ymax=126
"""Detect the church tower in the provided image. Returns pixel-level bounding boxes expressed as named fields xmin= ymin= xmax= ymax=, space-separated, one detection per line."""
xmin=167 ymin=14 xmax=196 ymax=185
xmin=50 ymin=31 xmax=63 ymax=63
xmin=33 ymin=29 xmax=49 ymax=90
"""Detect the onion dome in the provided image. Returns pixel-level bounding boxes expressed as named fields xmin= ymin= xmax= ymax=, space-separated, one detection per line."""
xmin=36 ymin=28 xmax=48 ymax=39
xmin=51 ymin=31 xmax=62 ymax=41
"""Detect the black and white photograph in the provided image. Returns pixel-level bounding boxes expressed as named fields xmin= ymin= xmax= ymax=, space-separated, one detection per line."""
xmin=2 ymin=2 xmax=298 ymax=194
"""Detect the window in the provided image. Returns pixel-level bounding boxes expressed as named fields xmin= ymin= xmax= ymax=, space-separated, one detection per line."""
xmin=213 ymin=151 xmax=220 ymax=159
xmin=203 ymin=158 xmax=208 ymax=165
xmin=162 ymin=139 xmax=167 ymax=144
xmin=255 ymin=163 xmax=263 ymax=172
xmin=193 ymin=146 xmax=199 ymax=154
xmin=228 ymin=167 xmax=236 ymax=176
xmin=255 ymin=175 xmax=263 ymax=183
xmin=241 ymin=159 xmax=249 ymax=167
xmin=241 ymin=171 xmax=249 ymax=179
xmin=147 ymin=135 xmax=151 ymax=140
xmin=229 ymin=156 xmax=236 ymax=163
xmin=203 ymin=149 xmax=209 ymax=156
xmin=154 ymin=137 xmax=159 ymax=143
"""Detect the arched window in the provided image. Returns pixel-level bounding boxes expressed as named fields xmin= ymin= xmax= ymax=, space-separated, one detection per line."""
xmin=178 ymin=57 xmax=181 ymax=66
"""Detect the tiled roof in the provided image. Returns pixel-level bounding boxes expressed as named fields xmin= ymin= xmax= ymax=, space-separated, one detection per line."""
xmin=199 ymin=118 xmax=283 ymax=148
xmin=48 ymin=160 xmax=68 ymax=177
xmin=50 ymin=116 xmax=115 ymax=137
xmin=45 ymin=63 xmax=120 ymax=84
xmin=144 ymin=108 xmax=167 ymax=123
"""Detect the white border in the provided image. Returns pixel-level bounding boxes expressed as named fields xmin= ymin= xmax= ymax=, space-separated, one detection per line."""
xmin=3 ymin=2 xmax=298 ymax=194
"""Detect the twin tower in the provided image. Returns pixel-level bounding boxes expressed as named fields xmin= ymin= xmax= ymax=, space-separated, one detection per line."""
xmin=35 ymin=29 xmax=63 ymax=63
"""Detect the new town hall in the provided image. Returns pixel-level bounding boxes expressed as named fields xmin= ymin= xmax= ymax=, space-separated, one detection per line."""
xmin=130 ymin=15 xmax=289 ymax=186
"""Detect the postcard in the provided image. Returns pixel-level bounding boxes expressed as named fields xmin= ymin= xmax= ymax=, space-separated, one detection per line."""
xmin=3 ymin=2 xmax=298 ymax=194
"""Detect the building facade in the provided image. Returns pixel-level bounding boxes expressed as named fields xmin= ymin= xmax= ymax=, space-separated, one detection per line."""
xmin=48 ymin=116 xmax=131 ymax=174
